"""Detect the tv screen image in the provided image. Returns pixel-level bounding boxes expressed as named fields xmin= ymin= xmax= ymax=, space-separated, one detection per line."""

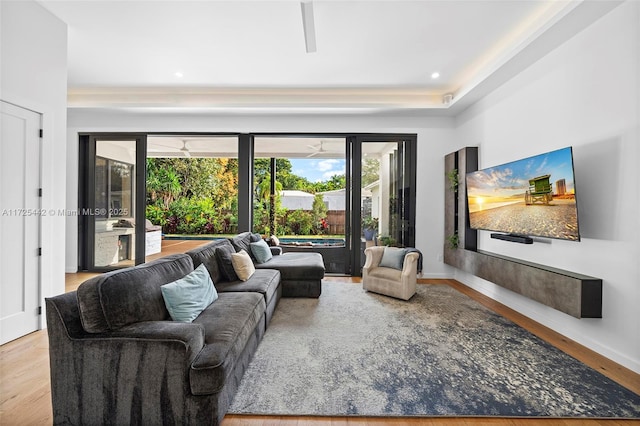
xmin=465 ymin=147 xmax=580 ymax=241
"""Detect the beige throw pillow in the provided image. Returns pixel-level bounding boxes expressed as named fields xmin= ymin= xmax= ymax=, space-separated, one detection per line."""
xmin=230 ymin=250 xmax=255 ymax=281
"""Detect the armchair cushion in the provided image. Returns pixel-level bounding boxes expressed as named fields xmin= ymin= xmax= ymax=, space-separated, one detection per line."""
xmin=379 ymin=247 xmax=409 ymax=270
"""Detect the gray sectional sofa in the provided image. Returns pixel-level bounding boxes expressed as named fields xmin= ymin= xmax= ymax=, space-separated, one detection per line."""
xmin=45 ymin=233 xmax=324 ymax=425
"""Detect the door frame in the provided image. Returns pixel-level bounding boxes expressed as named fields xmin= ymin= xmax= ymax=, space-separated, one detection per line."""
xmin=349 ymin=134 xmax=417 ymax=275
xmin=78 ymin=133 xmax=147 ymax=271
xmin=0 ymin=100 xmax=42 ymax=343
xmin=77 ymin=131 xmax=416 ymax=275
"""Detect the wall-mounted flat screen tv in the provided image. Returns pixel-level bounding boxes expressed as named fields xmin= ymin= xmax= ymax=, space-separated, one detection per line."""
xmin=465 ymin=147 xmax=580 ymax=241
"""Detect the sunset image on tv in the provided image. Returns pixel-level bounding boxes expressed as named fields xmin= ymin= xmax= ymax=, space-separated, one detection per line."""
xmin=466 ymin=147 xmax=579 ymax=241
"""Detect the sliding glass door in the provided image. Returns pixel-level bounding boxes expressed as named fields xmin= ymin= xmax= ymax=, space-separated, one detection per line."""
xmin=350 ymin=136 xmax=416 ymax=274
xmin=79 ymin=135 xmax=147 ymax=271
xmin=249 ymin=134 xmax=415 ymax=276
xmin=253 ymin=136 xmax=348 ymax=274
xmin=78 ymin=132 xmax=415 ymax=275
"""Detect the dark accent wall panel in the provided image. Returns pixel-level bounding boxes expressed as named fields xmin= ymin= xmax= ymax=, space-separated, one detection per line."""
xmin=444 ymin=147 xmax=602 ymax=319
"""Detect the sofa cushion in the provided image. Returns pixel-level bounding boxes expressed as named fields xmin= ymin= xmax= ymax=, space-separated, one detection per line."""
xmin=216 ymin=244 xmax=239 ymax=282
xmin=190 ymin=292 xmax=265 ymax=395
xmin=161 ymin=264 xmax=218 ymax=322
xmin=230 ymin=232 xmax=257 ymax=261
xmin=185 ymin=239 xmax=233 ymax=284
xmin=77 ymin=254 xmax=194 ymax=333
xmin=250 ymin=239 xmax=273 ymax=264
xmin=231 ymin=250 xmax=255 ymax=281
xmin=254 ymin=252 xmax=325 ymax=281
xmin=214 ymin=269 xmax=280 ymax=306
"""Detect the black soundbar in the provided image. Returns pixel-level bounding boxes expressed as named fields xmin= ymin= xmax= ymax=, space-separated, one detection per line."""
xmin=490 ymin=233 xmax=533 ymax=244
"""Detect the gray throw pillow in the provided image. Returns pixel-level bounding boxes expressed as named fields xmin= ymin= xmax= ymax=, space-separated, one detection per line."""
xmin=215 ymin=244 xmax=238 ymax=282
xmin=231 ymin=232 xmax=256 ymax=261
xmin=250 ymin=239 xmax=273 ymax=264
xmin=379 ymin=247 xmax=408 ymax=270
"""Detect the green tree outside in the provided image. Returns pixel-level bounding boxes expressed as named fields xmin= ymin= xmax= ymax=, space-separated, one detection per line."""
xmin=148 ymin=156 xmax=348 ymax=237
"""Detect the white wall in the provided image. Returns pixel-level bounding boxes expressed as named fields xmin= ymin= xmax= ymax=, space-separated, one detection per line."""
xmin=454 ymin=1 xmax=639 ymax=372
xmin=1 ymin=0 xmax=67 ymax=323
xmin=66 ymin=112 xmax=456 ymax=278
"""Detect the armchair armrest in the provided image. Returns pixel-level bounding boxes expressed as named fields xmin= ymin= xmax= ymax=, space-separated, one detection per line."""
xmin=401 ymin=252 xmax=420 ymax=278
xmin=363 ymin=246 xmax=385 ymax=272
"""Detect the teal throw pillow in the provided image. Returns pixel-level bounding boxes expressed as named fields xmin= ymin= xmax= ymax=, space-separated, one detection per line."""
xmin=161 ymin=264 xmax=218 ymax=322
xmin=379 ymin=247 xmax=408 ymax=270
xmin=250 ymin=239 xmax=273 ymax=264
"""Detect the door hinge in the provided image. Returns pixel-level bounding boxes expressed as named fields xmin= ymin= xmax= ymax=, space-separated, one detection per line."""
xmin=38 ymin=247 xmax=42 ymax=256
xmin=38 ymin=306 xmax=42 ymax=315
xmin=38 ymin=188 xmax=43 ymax=197
xmin=39 ymin=129 xmax=43 ymax=138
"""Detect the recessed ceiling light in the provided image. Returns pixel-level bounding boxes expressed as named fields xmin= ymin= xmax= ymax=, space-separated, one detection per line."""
xmin=431 ymin=72 xmax=440 ymax=79
xmin=175 ymin=71 xmax=184 ymax=78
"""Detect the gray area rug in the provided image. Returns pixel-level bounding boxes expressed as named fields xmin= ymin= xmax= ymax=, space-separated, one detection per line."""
xmin=229 ymin=282 xmax=640 ymax=418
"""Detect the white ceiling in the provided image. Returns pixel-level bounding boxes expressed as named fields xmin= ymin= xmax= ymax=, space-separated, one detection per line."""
xmin=39 ymin=0 xmax=621 ymax=115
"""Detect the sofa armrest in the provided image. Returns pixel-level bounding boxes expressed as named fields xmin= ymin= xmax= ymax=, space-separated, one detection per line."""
xmin=46 ymin=295 xmax=209 ymax=425
xmin=270 ymin=246 xmax=283 ymax=256
xmin=110 ymin=321 xmax=205 ymax=357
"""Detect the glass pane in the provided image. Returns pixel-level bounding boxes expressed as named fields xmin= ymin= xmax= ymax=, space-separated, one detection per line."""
xmin=145 ymin=136 xmax=239 ymax=260
xmin=361 ymin=140 xmax=409 ymax=253
xmin=93 ymin=140 xmax=137 ymax=268
xmin=253 ymin=137 xmax=347 ymax=274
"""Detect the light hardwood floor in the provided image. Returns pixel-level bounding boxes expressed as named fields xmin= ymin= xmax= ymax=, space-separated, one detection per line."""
xmin=1 ymin=243 xmax=638 ymax=425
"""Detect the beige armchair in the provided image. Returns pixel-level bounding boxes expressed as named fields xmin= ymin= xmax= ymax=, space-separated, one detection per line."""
xmin=362 ymin=246 xmax=420 ymax=300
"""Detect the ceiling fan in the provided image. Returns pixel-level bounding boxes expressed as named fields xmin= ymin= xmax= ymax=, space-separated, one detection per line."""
xmin=307 ymin=140 xmax=326 ymax=157
xmin=146 ymin=139 xmax=192 ymax=157
xmin=179 ymin=140 xmax=191 ymax=158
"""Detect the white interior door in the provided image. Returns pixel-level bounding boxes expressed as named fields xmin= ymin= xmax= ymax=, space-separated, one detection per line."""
xmin=0 ymin=101 xmax=41 ymax=344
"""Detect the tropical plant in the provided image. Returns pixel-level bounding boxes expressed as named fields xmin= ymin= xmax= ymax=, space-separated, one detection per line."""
xmin=361 ymin=158 xmax=380 ymax=188
xmin=362 ymin=216 xmax=379 ymax=231
xmin=378 ymin=235 xmax=397 ymax=246
xmin=286 ymin=210 xmax=315 ymax=235
xmin=446 ymin=168 xmax=459 ymax=192
xmin=147 ymin=160 xmax=182 ymax=209
xmin=446 ymin=232 xmax=459 ymax=249
xmin=311 ymin=194 xmax=328 ymax=234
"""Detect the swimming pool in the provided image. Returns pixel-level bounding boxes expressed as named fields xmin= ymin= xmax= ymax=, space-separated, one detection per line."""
xmin=163 ymin=235 xmax=345 ymax=246
xmin=278 ymin=237 xmax=345 ymax=246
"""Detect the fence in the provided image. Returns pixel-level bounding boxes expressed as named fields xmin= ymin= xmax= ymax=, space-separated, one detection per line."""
xmin=326 ymin=210 xmax=345 ymax=235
